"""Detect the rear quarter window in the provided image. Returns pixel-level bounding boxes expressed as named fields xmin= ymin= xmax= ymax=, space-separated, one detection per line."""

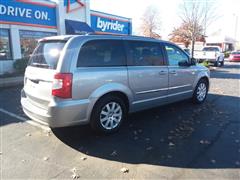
xmin=77 ymin=40 xmax=126 ymax=67
xmin=28 ymin=41 xmax=66 ymax=69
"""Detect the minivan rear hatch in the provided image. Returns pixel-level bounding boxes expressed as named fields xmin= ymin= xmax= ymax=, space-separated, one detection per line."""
xmin=24 ymin=40 xmax=66 ymax=110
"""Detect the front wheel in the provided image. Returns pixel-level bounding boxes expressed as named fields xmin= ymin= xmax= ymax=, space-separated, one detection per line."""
xmin=220 ymin=60 xmax=224 ymax=66
xmin=90 ymin=95 xmax=127 ymax=134
xmin=192 ymin=79 xmax=209 ymax=104
xmin=214 ymin=59 xmax=221 ymax=67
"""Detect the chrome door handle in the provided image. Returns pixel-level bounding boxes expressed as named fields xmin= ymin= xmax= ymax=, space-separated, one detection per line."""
xmin=169 ymin=71 xmax=177 ymax=74
xmin=159 ymin=71 xmax=167 ymax=75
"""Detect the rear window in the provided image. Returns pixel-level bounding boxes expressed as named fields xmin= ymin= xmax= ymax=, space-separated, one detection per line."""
xmin=202 ymin=47 xmax=220 ymax=52
xmin=28 ymin=41 xmax=65 ymax=69
xmin=77 ymin=40 xmax=126 ymax=67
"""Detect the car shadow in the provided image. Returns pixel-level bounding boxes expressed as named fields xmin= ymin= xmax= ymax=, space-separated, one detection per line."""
xmin=210 ymin=71 xmax=240 ymax=79
xmin=53 ymin=93 xmax=240 ymax=169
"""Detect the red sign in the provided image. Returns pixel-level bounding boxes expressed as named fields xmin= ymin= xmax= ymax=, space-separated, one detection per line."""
xmin=66 ymin=0 xmax=84 ymax=13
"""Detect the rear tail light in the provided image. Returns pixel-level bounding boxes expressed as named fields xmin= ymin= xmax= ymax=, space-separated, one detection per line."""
xmin=52 ymin=73 xmax=72 ymax=98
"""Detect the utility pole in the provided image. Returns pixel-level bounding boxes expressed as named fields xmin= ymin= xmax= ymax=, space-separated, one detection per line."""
xmin=234 ymin=14 xmax=238 ymax=40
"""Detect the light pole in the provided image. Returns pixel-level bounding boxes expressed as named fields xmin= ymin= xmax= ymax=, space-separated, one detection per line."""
xmin=234 ymin=14 xmax=238 ymax=41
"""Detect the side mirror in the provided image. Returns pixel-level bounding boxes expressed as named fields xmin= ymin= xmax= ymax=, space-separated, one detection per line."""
xmin=178 ymin=60 xmax=191 ymax=67
xmin=191 ymin=58 xmax=197 ymax=65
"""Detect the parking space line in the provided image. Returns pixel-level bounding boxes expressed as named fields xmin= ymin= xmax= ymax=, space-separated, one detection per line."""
xmin=0 ymin=108 xmax=50 ymax=131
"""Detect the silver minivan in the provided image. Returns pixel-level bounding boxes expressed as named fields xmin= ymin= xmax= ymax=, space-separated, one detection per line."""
xmin=21 ymin=35 xmax=210 ymax=133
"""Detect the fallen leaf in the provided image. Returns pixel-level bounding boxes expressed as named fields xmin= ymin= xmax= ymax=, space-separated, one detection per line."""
xmin=146 ymin=146 xmax=153 ymax=151
xmin=71 ymin=174 xmax=80 ymax=179
xmin=25 ymin=133 xmax=31 ymax=137
xmin=211 ymin=159 xmax=216 ymax=164
xmin=120 ymin=167 xmax=129 ymax=173
xmin=71 ymin=168 xmax=80 ymax=179
xmin=43 ymin=157 xmax=49 ymax=161
xmin=80 ymin=157 xmax=87 ymax=161
xmin=71 ymin=168 xmax=77 ymax=172
xmin=110 ymin=151 xmax=117 ymax=156
xmin=169 ymin=142 xmax=175 ymax=146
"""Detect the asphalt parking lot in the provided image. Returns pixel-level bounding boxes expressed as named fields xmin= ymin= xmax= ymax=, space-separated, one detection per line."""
xmin=0 ymin=62 xmax=240 ymax=179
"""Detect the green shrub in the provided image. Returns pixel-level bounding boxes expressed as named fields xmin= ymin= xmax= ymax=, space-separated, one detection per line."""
xmin=13 ymin=57 xmax=29 ymax=73
xmin=224 ymin=51 xmax=231 ymax=58
xmin=199 ymin=60 xmax=209 ymax=67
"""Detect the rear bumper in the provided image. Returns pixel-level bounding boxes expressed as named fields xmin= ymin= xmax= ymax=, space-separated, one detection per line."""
xmin=21 ymin=89 xmax=90 ymax=128
xmin=229 ymin=58 xmax=240 ymax=62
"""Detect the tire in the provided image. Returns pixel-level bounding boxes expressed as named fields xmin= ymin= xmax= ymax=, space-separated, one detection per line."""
xmin=192 ymin=79 xmax=209 ymax=104
xmin=221 ymin=60 xmax=224 ymax=66
xmin=90 ymin=95 xmax=127 ymax=134
xmin=214 ymin=58 xmax=220 ymax=67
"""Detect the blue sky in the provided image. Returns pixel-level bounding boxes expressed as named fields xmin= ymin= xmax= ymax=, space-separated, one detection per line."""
xmin=90 ymin=0 xmax=240 ymax=40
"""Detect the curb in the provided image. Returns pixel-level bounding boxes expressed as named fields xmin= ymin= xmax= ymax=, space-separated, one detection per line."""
xmin=0 ymin=76 xmax=24 ymax=88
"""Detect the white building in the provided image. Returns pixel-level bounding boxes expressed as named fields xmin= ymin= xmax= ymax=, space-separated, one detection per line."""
xmin=0 ymin=0 xmax=132 ymax=74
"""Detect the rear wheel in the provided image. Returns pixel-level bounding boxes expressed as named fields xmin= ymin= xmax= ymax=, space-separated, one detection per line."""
xmin=192 ymin=79 xmax=208 ymax=104
xmin=214 ymin=58 xmax=221 ymax=67
xmin=90 ymin=95 xmax=127 ymax=134
xmin=220 ymin=60 xmax=224 ymax=66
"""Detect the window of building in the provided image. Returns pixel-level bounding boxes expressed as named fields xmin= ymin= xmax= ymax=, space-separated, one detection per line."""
xmin=165 ymin=44 xmax=189 ymax=66
xmin=19 ymin=30 xmax=56 ymax=58
xmin=126 ymin=41 xmax=165 ymax=66
xmin=0 ymin=29 xmax=12 ymax=60
xmin=77 ymin=40 xmax=126 ymax=67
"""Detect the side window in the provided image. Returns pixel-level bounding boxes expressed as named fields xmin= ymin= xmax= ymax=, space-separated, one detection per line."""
xmin=127 ymin=41 xmax=165 ymax=66
xmin=165 ymin=44 xmax=189 ymax=66
xmin=77 ymin=40 xmax=126 ymax=67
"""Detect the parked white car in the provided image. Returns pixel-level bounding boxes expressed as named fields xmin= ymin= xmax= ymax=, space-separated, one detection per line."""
xmin=194 ymin=46 xmax=225 ymax=66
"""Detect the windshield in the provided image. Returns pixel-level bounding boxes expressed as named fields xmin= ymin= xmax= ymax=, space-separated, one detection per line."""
xmin=231 ymin=51 xmax=240 ymax=55
xmin=28 ymin=41 xmax=66 ymax=69
xmin=202 ymin=47 xmax=220 ymax=52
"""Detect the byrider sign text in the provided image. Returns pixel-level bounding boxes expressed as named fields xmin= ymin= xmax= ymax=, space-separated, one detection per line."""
xmin=0 ymin=1 xmax=56 ymax=28
xmin=91 ymin=13 xmax=132 ymax=35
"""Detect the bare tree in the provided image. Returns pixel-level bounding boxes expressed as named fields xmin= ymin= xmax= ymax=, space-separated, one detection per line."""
xmin=169 ymin=21 xmax=205 ymax=49
xmin=139 ymin=6 xmax=161 ymax=39
xmin=178 ymin=0 xmax=219 ymax=56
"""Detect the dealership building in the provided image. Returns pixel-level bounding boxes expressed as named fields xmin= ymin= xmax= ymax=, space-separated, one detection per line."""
xmin=0 ymin=0 xmax=132 ymax=74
